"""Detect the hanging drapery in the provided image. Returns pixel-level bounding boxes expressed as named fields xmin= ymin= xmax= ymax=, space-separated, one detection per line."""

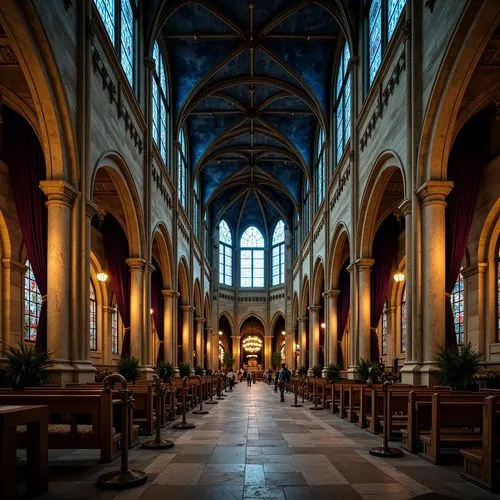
xmin=337 ymin=261 xmax=350 ymax=368
xmin=102 ymin=216 xmax=131 ymax=357
xmin=445 ymin=112 xmax=487 ymax=346
xmin=3 ymin=106 xmax=48 ymax=351
xmin=370 ymin=216 xmax=400 ymax=361
xmin=151 ymin=259 xmax=164 ymax=362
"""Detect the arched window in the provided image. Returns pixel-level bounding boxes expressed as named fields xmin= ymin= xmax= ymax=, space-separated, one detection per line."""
xmin=193 ymin=177 xmax=200 ymax=238
xmin=219 ymin=220 xmax=232 ymax=286
xmin=293 ymin=211 xmax=299 ymax=260
xmin=316 ymin=128 xmax=326 ymax=206
xmin=111 ymin=303 xmax=119 ymax=354
xmin=24 ymin=260 xmax=41 ymax=342
xmin=272 ymin=220 xmax=285 ymax=286
xmin=177 ymin=128 xmax=188 ymax=209
xmin=452 ymin=270 xmax=464 ymax=345
xmin=152 ymin=40 xmax=169 ymax=165
xmin=335 ymin=42 xmax=351 ymax=164
xmin=93 ymin=0 xmax=137 ymax=89
xmin=240 ymin=226 xmax=265 ymax=288
xmin=368 ymin=0 xmax=406 ymax=87
xmin=303 ymin=178 xmax=310 ymax=235
xmin=401 ymin=285 xmax=407 ymax=353
xmin=381 ymin=304 xmax=388 ymax=356
xmin=89 ymin=282 xmax=97 ymax=351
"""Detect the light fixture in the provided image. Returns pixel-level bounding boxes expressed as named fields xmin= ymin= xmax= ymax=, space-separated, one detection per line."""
xmin=150 ymin=308 xmax=154 ymax=315
xmin=281 ymin=330 xmax=286 ymax=336
xmin=96 ymin=271 xmax=108 ymax=282
xmin=219 ymin=330 xmax=223 ymax=336
xmin=320 ymin=322 xmax=326 ymax=329
xmin=393 ymin=271 xmax=405 ymax=283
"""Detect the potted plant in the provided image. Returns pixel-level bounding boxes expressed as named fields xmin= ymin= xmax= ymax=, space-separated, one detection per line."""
xmin=357 ymin=358 xmax=380 ymax=384
xmin=325 ymin=363 xmax=341 ymax=383
xmin=312 ymin=364 xmax=323 ymax=378
xmin=435 ymin=342 xmax=481 ymax=391
xmin=297 ymin=365 xmax=308 ymax=377
xmin=271 ymin=351 xmax=282 ymax=369
xmin=156 ymin=361 xmax=175 ymax=382
xmin=116 ymin=356 xmax=140 ymax=383
xmin=4 ymin=342 xmax=54 ymax=390
xmin=178 ymin=361 xmax=191 ymax=378
xmin=194 ymin=365 xmax=204 ymax=376
xmin=222 ymin=351 xmax=234 ymax=369
xmin=206 ymin=368 xmax=213 ymax=376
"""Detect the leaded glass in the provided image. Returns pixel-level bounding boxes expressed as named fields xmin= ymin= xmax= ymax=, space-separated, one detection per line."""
xmin=152 ymin=40 xmax=169 ymax=166
xmin=388 ymin=0 xmax=406 ymax=40
xmin=240 ymin=227 xmax=265 ymax=287
xmin=24 ymin=260 xmax=41 ymax=342
xmin=120 ymin=0 xmax=134 ymax=87
xmin=178 ymin=129 xmax=187 ymax=209
xmin=303 ymin=179 xmax=310 ymax=234
xmin=401 ymin=285 xmax=407 ymax=353
xmin=90 ymin=283 xmax=97 ymax=351
xmin=220 ymin=220 xmax=232 ymax=245
xmin=272 ymin=221 xmax=285 ymax=286
xmin=381 ymin=306 xmax=387 ymax=356
xmin=111 ymin=304 xmax=119 ymax=354
xmin=452 ymin=271 xmax=464 ymax=345
xmin=335 ymin=42 xmax=351 ymax=165
xmin=316 ymin=128 xmax=325 ymax=205
xmin=369 ymin=0 xmax=382 ymax=85
xmin=241 ymin=226 xmax=264 ymax=248
xmin=94 ymin=0 xmax=115 ymax=44
xmin=219 ymin=220 xmax=232 ymax=286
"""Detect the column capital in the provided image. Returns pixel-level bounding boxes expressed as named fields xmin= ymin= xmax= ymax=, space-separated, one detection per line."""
xmin=102 ymin=305 xmax=115 ymax=313
xmin=1 ymin=258 xmax=27 ymax=274
xmin=348 ymin=56 xmax=360 ymax=70
xmin=161 ymin=289 xmax=180 ymax=298
xmin=180 ymin=304 xmax=195 ymax=313
xmin=398 ymin=198 xmax=412 ymax=217
xmin=144 ymin=56 xmax=156 ymax=71
xmin=195 ymin=316 xmax=205 ymax=324
xmin=323 ymin=288 xmax=340 ymax=298
xmin=40 ymin=180 xmax=78 ymax=207
xmin=298 ymin=316 xmax=308 ymax=323
xmin=416 ymin=181 xmax=453 ymax=207
xmin=126 ymin=257 xmax=146 ymax=271
xmin=144 ymin=262 xmax=156 ymax=274
xmin=308 ymin=305 xmax=322 ymax=312
xmin=206 ymin=328 xmax=213 ymax=334
xmin=86 ymin=199 xmax=99 ymax=219
xmin=356 ymin=258 xmax=375 ymax=271
xmin=346 ymin=263 xmax=355 ymax=273
xmin=462 ymin=262 xmax=488 ymax=278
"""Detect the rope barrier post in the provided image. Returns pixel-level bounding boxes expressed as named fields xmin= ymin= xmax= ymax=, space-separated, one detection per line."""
xmin=206 ymin=376 xmax=218 ymax=404
xmin=310 ymin=376 xmax=323 ymax=410
xmin=142 ymin=375 xmax=174 ymax=449
xmin=301 ymin=375 xmax=306 ymax=404
xmin=369 ymin=380 xmax=403 ymax=457
xmin=192 ymin=376 xmax=209 ymax=415
xmin=167 ymin=383 xmax=177 ymax=421
xmin=216 ymin=376 xmax=224 ymax=400
xmin=97 ymin=373 xmax=147 ymax=489
xmin=291 ymin=377 xmax=302 ymax=408
xmin=173 ymin=376 xmax=196 ymax=429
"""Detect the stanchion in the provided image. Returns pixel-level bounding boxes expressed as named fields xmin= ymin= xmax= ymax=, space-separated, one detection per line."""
xmin=205 ymin=376 xmax=218 ymax=404
xmin=97 ymin=373 xmax=147 ymax=489
xmin=166 ymin=382 xmax=177 ymax=421
xmin=310 ymin=376 xmax=323 ymax=410
xmin=369 ymin=381 xmax=403 ymax=457
xmin=192 ymin=376 xmax=209 ymax=415
xmin=301 ymin=376 xmax=306 ymax=404
xmin=173 ymin=377 xmax=196 ymax=429
xmin=216 ymin=376 xmax=224 ymax=400
xmin=290 ymin=378 xmax=303 ymax=408
xmin=142 ymin=375 xmax=174 ymax=449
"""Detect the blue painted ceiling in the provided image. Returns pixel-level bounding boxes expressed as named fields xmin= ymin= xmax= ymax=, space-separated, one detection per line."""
xmin=160 ymin=0 xmax=348 ymax=230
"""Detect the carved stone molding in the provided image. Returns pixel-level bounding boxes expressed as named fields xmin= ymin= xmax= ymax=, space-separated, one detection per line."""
xmin=329 ymin=162 xmax=351 ymax=211
xmin=425 ymin=0 xmax=436 ymax=13
xmin=177 ymin=219 xmax=190 ymax=242
xmin=152 ymin=165 xmax=172 ymax=208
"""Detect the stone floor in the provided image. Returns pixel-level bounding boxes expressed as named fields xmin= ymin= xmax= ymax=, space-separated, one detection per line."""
xmin=24 ymin=381 xmax=499 ymax=499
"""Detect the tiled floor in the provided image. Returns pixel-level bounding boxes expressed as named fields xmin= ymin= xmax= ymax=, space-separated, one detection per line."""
xmin=26 ymin=382 xmax=499 ymax=499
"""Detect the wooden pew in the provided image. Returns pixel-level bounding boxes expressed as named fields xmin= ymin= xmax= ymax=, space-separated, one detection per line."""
xmin=460 ymin=396 xmax=500 ymax=492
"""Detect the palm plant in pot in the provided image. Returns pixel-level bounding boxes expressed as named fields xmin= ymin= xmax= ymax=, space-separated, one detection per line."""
xmin=178 ymin=361 xmax=191 ymax=378
xmin=297 ymin=365 xmax=308 ymax=377
xmin=325 ymin=363 xmax=341 ymax=383
xmin=312 ymin=364 xmax=323 ymax=378
xmin=116 ymin=356 xmax=140 ymax=383
xmin=434 ymin=342 xmax=481 ymax=391
xmin=156 ymin=360 xmax=175 ymax=382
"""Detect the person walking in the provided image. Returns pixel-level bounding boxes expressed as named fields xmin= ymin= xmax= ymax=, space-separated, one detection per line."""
xmin=278 ymin=363 xmax=291 ymax=402
xmin=227 ymin=368 xmax=235 ymax=390
xmin=246 ymin=370 xmax=253 ymax=387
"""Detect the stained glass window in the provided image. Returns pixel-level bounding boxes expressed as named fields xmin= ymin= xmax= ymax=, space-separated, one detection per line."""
xmin=401 ymin=285 xmax=407 ymax=353
xmin=90 ymin=282 xmax=97 ymax=351
xmin=178 ymin=128 xmax=188 ymax=209
xmin=335 ymin=42 xmax=351 ymax=164
xmin=388 ymin=0 xmax=406 ymax=40
xmin=293 ymin=211 xmax=299 ymax=259
xmin=111 ymin=304 xmax=119 ymax=354
xmin=24 ymin=260 xmax=41 ymax=342
xmin=152 ymin=41 xmax=169 ymax=165
xmin=381 ymin=305 xmax=388 ymax=356
xmin=93 ymin=0 xmax=115 ymax=44
xmin=316 ymin=128 xmax=325 ymax=205
xmin=219 ymin=220 xmax=232 ymax=286
xmin=303 ymin=178 xmax=310 ymax=235
xmin=120 ymin=0 xmax=134 ymax=87
xmin=194 ymin=178 xmax=200 ymax=239
xmin=452 ymin=270 xmax=464 ymax=345
xmin=272 ymin=220 xmax=285 ymax=286
xmin=240 ymin=226 xmax=265 ymax=288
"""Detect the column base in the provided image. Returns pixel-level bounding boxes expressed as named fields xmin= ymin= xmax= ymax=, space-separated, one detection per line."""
xmin=71 ymin=361 xmax=96 ymax=384
xmin=307 ymin=368 xmax=313 ymax=376
xmin=321 ymin=368 xmax=327 ymax=378
xmin=139 ymin=366 xmax=155 ymax=380
xmin=399 ymin=362 xmax=422 ymax=386
xmin=47 ymin=361 xmax=76 ymax=386
xmin=346 ymin=367 xmax=358 ymax=380
xmin=418 ymin=362 xmax=442 ymax=388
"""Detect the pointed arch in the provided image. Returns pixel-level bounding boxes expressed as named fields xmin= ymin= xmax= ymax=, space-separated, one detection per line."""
xmin=270 ymin=311 xmax=286 ymax=334
xmin=301 ymin=275 xmax=310 ymax=317
xmin=193 ymin=279 xmax=202 ymax=314
xmin=218 ymin=311 xmax=234 ymax=337
xmin=329 ymin=222 xmax=351 ymax=289
xmin=312 ymin=258 xmax=325 ymax=306
xmin=151 ymin=222 xmax=174 ymax=289
xmin=177 ymin=256 xmax=191 ymax=305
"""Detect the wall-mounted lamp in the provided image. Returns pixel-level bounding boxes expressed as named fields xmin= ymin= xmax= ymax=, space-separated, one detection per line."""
xmin=320 ymin=322 xmax=326 ymax=329
xmin=96 ymin=271 xmax=108 ymax=282
xmin=150 ymin=308 xmax=154 ymax=315
xmin=281 ymin=330 xmax=286 ymax=336
xmin=218 ymin=330 xmax=223 ymax=336
xmin=393 ymin=271 xmax=405 ymax=283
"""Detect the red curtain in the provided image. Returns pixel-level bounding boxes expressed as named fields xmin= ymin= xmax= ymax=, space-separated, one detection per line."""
xmin=101 ymin=216 xmax=131 ymax=357
xmin=3 ymin=107 xmax=48 ymax=351
xmin=370 ymin=216 xmax=400 ymax=361
xmin=337 ymin=261 xmax=350 ymax=368
xmin=445 ymin=113 xmax=488 ymax=346
xmin=151 ymin=259 xmax=164 ymax=363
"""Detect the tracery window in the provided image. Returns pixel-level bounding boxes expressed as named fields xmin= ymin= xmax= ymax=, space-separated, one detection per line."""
xmin=177 ymin=128 xmax=188 ymax=209
xmin=335 ymin=42 xmax=351 ymax=164
xmin=240 ymin=226 xmax=265 ymax=288
xmin=272 ymin=220 xmax=285 ymax=286
xmin=381 ymin=304 xmax=388 ymax=356
xmin=316 ymin=128 xmax=326 ymax=206
xmin=368 ymin=0 xmax=406 ymax=87
xmin=111 ymin=303 xmax=119 ymax=354
xmin=194 ymin=178 xmax=200 ymax=239
xmin=451 ymin=270 xmax=464 ymax=345
xmin=24 ymin=260 xmax=41 ymax=342
xmin=93 ymin=0 xmax=137 ymax=89
xmin=401 ymin=285 xmax=407 ymax=353
xmin=152 ymin=41 xmax=169 ymax=165
xmin=303 ymin=178 xmax=310 ymax=235
xmin=293 ymin=211 xmax=299 ymax=260
xmin=219 ymin=220 xmax=232 ymax=286
xmin=90 ymin=282 xmax=97 ymax=351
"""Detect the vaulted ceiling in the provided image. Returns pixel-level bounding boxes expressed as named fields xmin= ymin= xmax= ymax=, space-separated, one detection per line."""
xmin=156 ymin=0 xmax=356 ymax=238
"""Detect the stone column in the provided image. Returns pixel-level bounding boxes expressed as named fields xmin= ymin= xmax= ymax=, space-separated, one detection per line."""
xmin=126 ymin=258 xmax=146 ymax=363
xmin=204 ymin=327 xmax=213 ymax=370
xmin=161 ymin=290 xmax=178 ymax=364
xmin=143 ymin=263 xmax=154 ymax=374
xmin=347 ymin=263 xmax=356 ymax=378
xmin=463 ymin=263 xmax=487 ymax=355
xmin=298 ymin=316 xmax=308 ymax=368
xmin=195 ymin=316 xmax=205 ymax=368
xmin=285 ymin=330 xmax=294 ymax=369
xmin=101 ymin=305 xmax=114 ymax=366
xmin=264 ymin=335 xmax=273 ymax=370
xmin=356 ymin=258 xmax=374 ymax=363
xmin=324 ymin=289 xmax=340 ymax=365
xmin=1 ymin=259 xmax=26 ymax=351
xmin=40 ymin=181 xmax=77 ymax=385
xmin=308 ymin=305 xmax=321 ymax=370
xmin=416 ymin=181 xmax=453 ymax=385
xmin=232 ymin=335 xmax=241 ymax=370
xmin=210 ymin=329 xmax=219 ymax=370
xmin=180 ymin=305 xmax=195 ymax=367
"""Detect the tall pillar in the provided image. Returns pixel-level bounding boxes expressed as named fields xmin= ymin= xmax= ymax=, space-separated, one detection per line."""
xmin=308 ymin=305 xmax=321 ymax=370
xmin=204 ymin=327 xmax=213 ymax=370
xmin=210 ymin=329 xmax=219 ymax=370
xmin=180 ymin=305 xmax=195 ymax=367
xmin=195 ymin=316 xmax=205 ymax=368
xmin=161 ymin=290 xmax=178 ymax=364
xmin=40 ymin=181 xmax=77 ymax=385
xmin=356 ymin=258 xmax=374 ymax=364
xmin=232 ymin=335 xmax=241 ymax=370
xmin=1 ymin=259 xmax=26 ymax=351
xmin=463 ymin=263 xmax=487 ymax=355
xmin=264 ymin=335 xmax=273 ymax=370
xmin=126 ymin=258 xmax=146 ymax=363
xmin=347 ymin=263 xmax=357 ymax=378
xmin=416 ymin=181 xmax=453 ymax=386
xmin=101 ymin=305 xmax=113 ymax=366
xmin=325 ymin=289 xmax=340 ymax=366
xmin=298 ymin=316 xmax=308 ymax=368
xmin=285 ymin=330 xmax=294 ymax=369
